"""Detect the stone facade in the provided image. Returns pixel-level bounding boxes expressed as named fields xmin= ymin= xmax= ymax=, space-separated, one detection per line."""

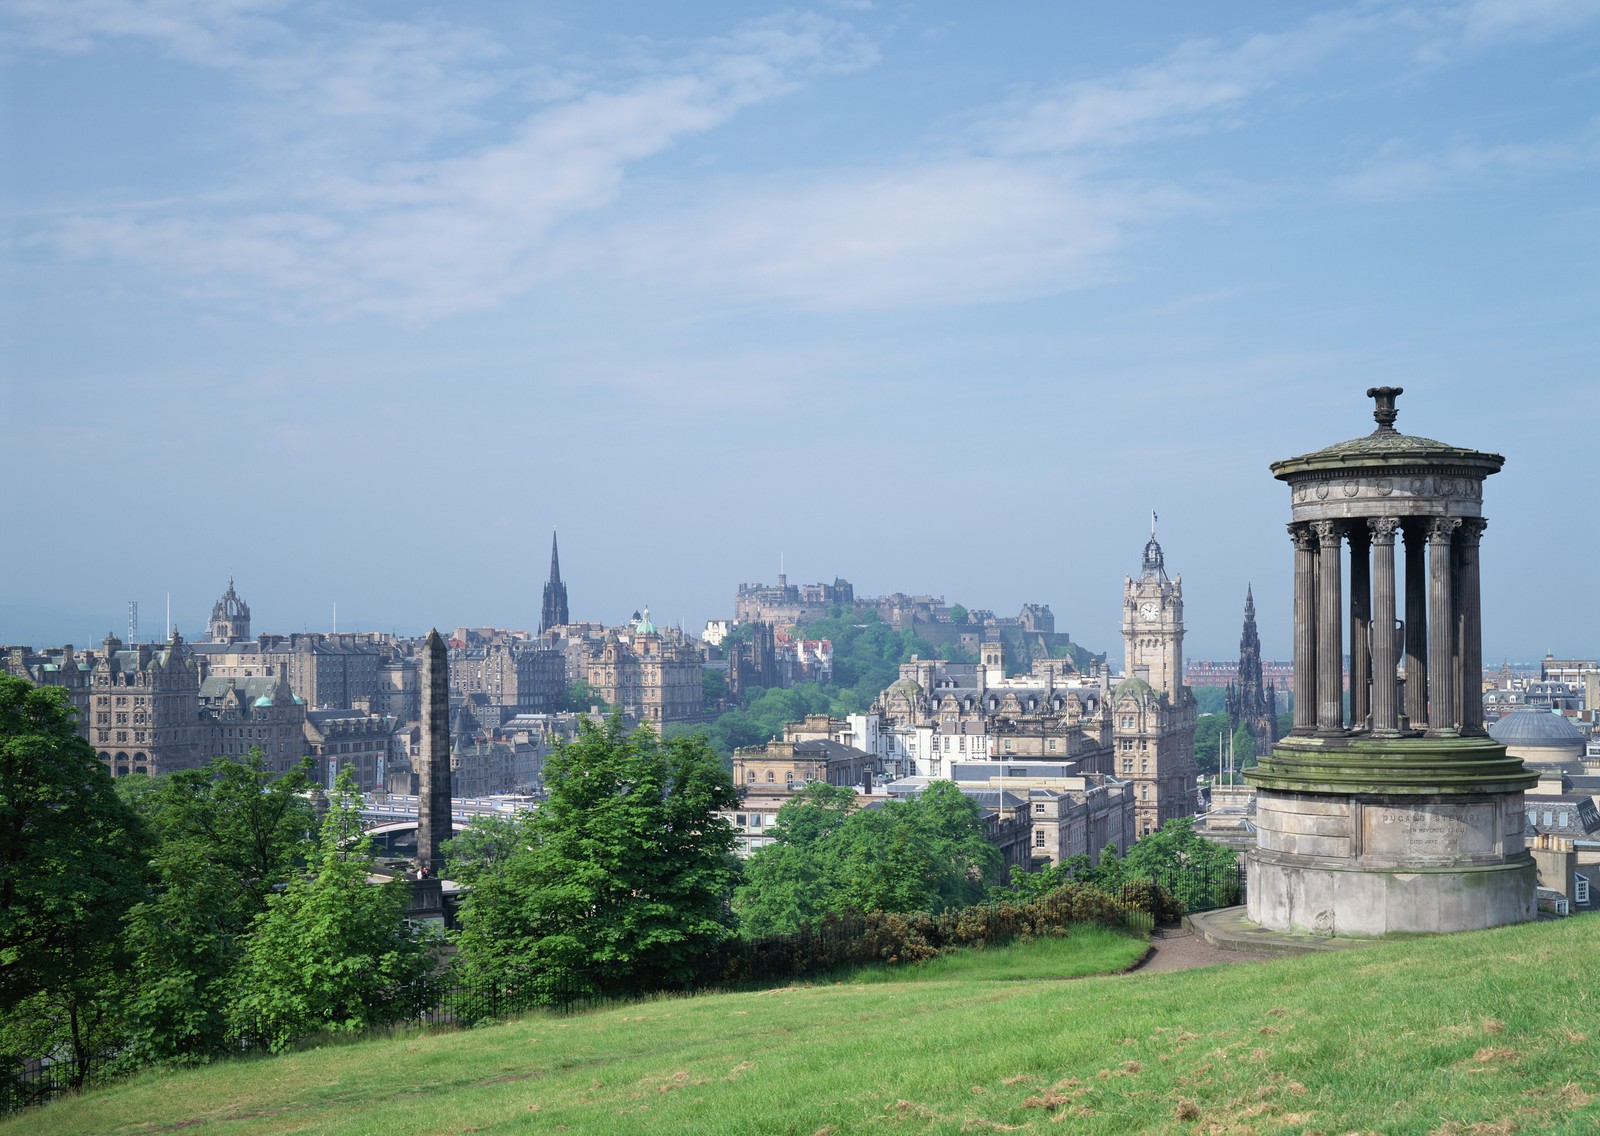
xmin=585 ymin=610 xmax=703 ymax=724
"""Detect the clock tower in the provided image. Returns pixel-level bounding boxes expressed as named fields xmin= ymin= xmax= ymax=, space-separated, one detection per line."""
xmin=1114 ymin=516 xmax=1198 ymax=837
xmin=1122 ymin=520 xmax=1184 ymax=696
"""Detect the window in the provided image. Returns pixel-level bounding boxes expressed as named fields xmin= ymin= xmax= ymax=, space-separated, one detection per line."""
xmin=747 ymin=771 xmax=756 ymax=783
xmin=767 ymin=771 xmax=775 ymax=783
xmin=1034 ymin=802 xmax=1045 ymax=814
xmin=1034 ymin=831 xmax=1045 ymax=848
xmin=750 ymin=813 xmax=762 ymax=828
xmin=1122 ymin=759 xmax=1133 ymax=774
xmin=1576 ymin=875 xmax=1590 ymax=905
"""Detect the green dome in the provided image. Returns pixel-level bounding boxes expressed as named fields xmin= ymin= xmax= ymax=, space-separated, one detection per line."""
xmin=1113 ymin=676 xmax=1155 ymax=703
xmin=254 ymin=695 xmax=274 ymax=707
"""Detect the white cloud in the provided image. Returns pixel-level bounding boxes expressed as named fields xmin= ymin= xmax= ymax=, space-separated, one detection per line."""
xmin=41 ymin=13 xmax=879 ymax=318
xmin=1334 ymin=134 xmax=1592 ymax=200
xmin=1462 ymin=0 xmax=1600 ymax=42
xmin=18 ymin=1 xmax=1600 ymax=321
xmin=579 ymin=161 xmax=1192 ymax=310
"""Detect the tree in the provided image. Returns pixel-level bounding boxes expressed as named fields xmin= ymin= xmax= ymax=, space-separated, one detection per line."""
xmin=443 ymin=814 xmax=528 ymax=887
xmin=732 ymin=783 xmax=856 ymax=936
xmin=701 ymin=669 xmax=727 ymax=709
xmin=120 ymin=751 xmax=313 ymax=1065
xmin=1123 ymin=818 xmax=1240 ymax=911
xmin=560 ymin=679 xmax=607 ymax=713
xmin=231 ymin=770 xmax=440 ymax=1051
xmin=455 ymin=718 xmax=740 ymax=1001
xmin=734 ymin=781 xmax=1000 ymax=933
xmin=0 ymin=677 xmax=149 ymax=1087
xmin=949 ymin=604 xmax=969 ymax=625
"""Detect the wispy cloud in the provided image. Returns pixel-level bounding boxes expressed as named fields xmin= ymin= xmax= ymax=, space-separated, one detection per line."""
xmin=37 ymin=12 xmax=878 ymax=318
xmin=1334 ymin=130 xmax=1596 ymax=200
xmin=13 ymin=0 xmax=1600 ymax=321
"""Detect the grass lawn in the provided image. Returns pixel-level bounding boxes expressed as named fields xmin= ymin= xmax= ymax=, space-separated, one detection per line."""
xmin=12 ymin=917 xmax=1600 ymax=1135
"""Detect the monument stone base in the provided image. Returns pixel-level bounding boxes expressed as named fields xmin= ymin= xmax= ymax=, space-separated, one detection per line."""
xmin=1245 ymin=735 xmax=1537 ymax=937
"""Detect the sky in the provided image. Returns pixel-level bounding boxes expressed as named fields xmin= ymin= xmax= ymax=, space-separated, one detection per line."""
xmin=1 ymin=0 xmax=1596 ymax=664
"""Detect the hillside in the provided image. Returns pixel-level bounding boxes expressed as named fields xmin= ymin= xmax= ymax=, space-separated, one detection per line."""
xmin=13 ymin=919 xmax=1600 ymax=1136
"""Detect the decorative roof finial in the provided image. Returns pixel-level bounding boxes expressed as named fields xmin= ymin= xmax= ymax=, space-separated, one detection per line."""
xmin=1366 ymin=386 xmax=1403 ymax=434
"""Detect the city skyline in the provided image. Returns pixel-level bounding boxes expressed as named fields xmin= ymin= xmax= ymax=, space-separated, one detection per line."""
xmin=3 ymin=2 xmax=1597 ymax=661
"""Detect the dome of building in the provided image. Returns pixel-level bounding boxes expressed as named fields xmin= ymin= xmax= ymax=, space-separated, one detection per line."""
xmin=1488 ymin=708 xmax=1583 ymax=746
xmin=1488 ymin=708 xmax=1585 ymax=769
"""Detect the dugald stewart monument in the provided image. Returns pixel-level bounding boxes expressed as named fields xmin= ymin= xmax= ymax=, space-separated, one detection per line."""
xmin=1246 ymin=387 xmax=1539 ymax=936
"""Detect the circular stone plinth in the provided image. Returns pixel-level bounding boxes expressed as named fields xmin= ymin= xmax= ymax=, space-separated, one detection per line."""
xmin=1244 ymin=736 xmax=1538 ymax=937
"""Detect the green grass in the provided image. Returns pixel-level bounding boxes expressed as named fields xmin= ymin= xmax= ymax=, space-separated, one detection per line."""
xmin=14 ymin=918 xmax=1600 ymax=1135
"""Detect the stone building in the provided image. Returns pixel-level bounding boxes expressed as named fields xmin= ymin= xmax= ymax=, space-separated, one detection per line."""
xmin=305 ymin=707 xmax=395 ymax=791
xmin=88 ymin=630 xmax=203 ymax=777
xmin=874 ymin=644 xmax=1113 ymax=778
xmin=948 ymin=761 xmax=1132 ymax=865
xmin=448 ymin=639 xmax=565 ymax=714
xmin=1115 ymin=526 xmax=1199 ymax=836
xmin=585 ymin=609 xmax=702 ymax=724
xmin=197 ymin=671 xmax=306 ymax=773
xmin=732 ymin=732 xmax=882 ymax=794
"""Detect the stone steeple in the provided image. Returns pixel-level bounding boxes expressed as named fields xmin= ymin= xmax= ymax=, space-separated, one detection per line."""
xmin=540 ymin=529 xmax=569 ymax=634
xmin=416 ymin=628 xmax=451 ymax=878
xmin=1227 ymin=584 xmax=1277 ymax=750
xmin=209 ymin=575 xmax=250 ymax=642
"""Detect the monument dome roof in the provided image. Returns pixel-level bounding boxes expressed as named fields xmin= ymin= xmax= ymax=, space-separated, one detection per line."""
xmin=1271 ymin=387 xmax=1503 ymax=481
xmin=1487 ymin=708 xmax=1584 ymax=747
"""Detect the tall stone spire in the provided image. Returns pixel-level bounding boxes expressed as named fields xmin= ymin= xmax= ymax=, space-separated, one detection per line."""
xmin=417 ymin=628 xmax=451 ymax=878
xmin=540 ymin=529 xmax=569 ymax=634
xmin=1234 ymin=584 xmax=1276 ymax=749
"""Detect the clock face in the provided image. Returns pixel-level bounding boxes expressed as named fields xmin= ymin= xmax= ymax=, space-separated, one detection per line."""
xmin=1140 ymin=602 xmax=1158 ymax=621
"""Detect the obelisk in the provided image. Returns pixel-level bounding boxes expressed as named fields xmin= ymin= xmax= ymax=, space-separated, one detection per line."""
xmin=417 ymin=628 xmax=451 ymax=879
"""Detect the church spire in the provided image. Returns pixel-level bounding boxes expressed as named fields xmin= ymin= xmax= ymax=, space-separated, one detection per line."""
xmin=540 ymin=528 xmax=569 ymax=634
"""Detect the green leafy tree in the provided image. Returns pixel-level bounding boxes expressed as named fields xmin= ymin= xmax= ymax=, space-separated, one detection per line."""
xmin=1123 ymin=818 xmax=1239 ymax=911
xmin=443 ymin=814 xmax=527 ymax=887
xmin=455 ymin=718 xmax=740 ymax=1001
xmin=1230 ymin=723 xmax=1259 ymax=770
xmin=701 ymin=669 xmax=727 ymax=709
xmin=948 ymin=604 xmax=969 ymax=625
xmin=735 ymin=781 xmax=999 ymax=933
xmin=121 ymin=751 xmax=314 ymax=1065
xmin=560 ymin=679 xmax=607 ymax=713
xmin=733 ymin=783 xmax=856 ymax=936
xmin=231 ymin=770 xmax=440 ymax=1051
xmin=0 ymin=676 xmax=149 ymax=1088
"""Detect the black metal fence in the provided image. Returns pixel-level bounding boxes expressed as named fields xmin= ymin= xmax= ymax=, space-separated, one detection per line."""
xmin=4 ymin=861 xmax=1247 ymax=1114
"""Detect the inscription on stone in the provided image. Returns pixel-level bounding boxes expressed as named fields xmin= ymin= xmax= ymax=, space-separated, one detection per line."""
xmin=1361 ymin=803 xmax=1497 ymax=864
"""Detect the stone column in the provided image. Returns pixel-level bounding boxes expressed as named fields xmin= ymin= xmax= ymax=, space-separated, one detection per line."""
xmin=1426 ymin=517 xmax=1461 ymax=737
xmin=1348 ymin=521 xmax=1372 ymax=732
xmin=1457 ymin=519 xmax=1487 ymax=736
xmin=1368 ymin=517 xmax=1401 ymax=736
xmin=1313 ymin=520 xmax=1344 ymax=735
xmin=1403 ymin=520 xmax=1429 ymax=731
xmin=1290 ymin=523 xmax=1317 ymax=735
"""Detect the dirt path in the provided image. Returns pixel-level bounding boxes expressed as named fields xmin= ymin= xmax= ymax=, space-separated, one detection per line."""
xmin=1129 ymin=926 xmax=1277 ymax=973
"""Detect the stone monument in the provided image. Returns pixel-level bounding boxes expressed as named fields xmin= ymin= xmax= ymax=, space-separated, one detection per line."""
xmin=416 ymin=628 xmax=452 ymax=882
xmin=1246 ymin=388 xmax=1537 ymax=935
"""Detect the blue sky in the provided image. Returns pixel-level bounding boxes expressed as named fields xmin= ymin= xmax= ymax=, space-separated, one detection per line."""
xmin=2 ymin=0 xmax=1596 ymax=663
